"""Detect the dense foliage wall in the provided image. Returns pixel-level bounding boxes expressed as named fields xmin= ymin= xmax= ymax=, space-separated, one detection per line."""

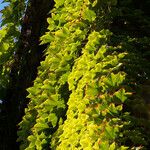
xmin=17 ymin=0 xmax=150 ymax=149
xmin=0 ymin=0 xmax=150 ymax=149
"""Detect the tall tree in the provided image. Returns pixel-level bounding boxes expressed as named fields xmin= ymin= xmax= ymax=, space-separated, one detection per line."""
xmin=0 ymin=0 xmax=54 ymax=149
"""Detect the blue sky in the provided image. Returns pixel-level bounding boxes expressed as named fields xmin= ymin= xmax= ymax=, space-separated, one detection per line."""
xmin=0 ymin=0 xmax=9 ymax=25
xmin=0 ymin=0 xmax=9 ymax=11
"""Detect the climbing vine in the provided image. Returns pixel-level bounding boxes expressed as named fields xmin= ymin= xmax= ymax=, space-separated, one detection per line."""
xmin=51 ymin=30 xmax=130 ymax=150
xmin=18 ymin=0 xmax=91 ymax=149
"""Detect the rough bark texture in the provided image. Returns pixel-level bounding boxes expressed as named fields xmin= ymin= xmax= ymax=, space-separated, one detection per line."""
xmin=0 ymin=0 xmax=54 ymax=149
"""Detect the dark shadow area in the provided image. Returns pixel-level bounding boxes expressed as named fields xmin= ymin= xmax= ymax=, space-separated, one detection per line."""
xmin=110 ymin=0 xmax=150 ymax=148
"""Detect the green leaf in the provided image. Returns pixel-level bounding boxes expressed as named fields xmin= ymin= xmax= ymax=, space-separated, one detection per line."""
xmin=55 ymin=29 xmax=67 ymax=39
xmin=109 ymin=142 xmax=116 ymax=150
xmin=54 ymin=0 xmax=65 ymax=8
xmin=47 ymin=18 xmax=56 ymax=31
xmin=82 ymin=8 xmax=96 ymax=22
xmin=34 ymin=122 xmax=49 ymax=130
xmin=105 ymin=125 xmax=116 ymax=140
xmin=48 ymin=113 xmax=58 ymax=127
xmin=114 ymin=89 xmax=127 ymax=103
xmin=95 ymin=45 xmax=107 ymax=59
xmin=92 ymin=0 xmax=98 ymax=7
xmin=100 ymin=142 xmax=109 ymax=150
xmin=108 ymin=103 xmax=118 ymax=115
xmin=86 ymin=85 xmax=98 ymax=97
xmin=40 ymin=32 xmax=54 ymax=44
xmin=2 ymin=43 xmax=9 ymax=51
xmin=105 ymin=73 xmax=125 ymax=87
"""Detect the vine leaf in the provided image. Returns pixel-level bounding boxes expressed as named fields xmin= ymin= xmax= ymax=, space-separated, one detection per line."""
xmin=114 ymin=89 xmax=127 ymax=103
xmin=83 ymin=8 xmax=96 ymax=22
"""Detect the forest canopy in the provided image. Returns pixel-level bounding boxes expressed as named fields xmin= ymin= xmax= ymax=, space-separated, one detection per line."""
xmin=0 ymin=0 xmax=150 ymax=149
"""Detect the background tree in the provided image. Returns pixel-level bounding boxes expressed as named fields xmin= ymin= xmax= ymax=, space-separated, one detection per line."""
xmin=0 ymin=0 xmax=54 ymax=149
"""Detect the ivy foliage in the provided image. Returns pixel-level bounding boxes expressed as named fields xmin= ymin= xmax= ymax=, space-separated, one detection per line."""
xmin=110 ymin=0 xmax=150 ymax=148
xmin=51 ymin=30 xmax=130 ymax=150
xmin=18 ymin=0 xmax=91 ymax=149
xmin=17 ymin=0 xmax=150 ymax=149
